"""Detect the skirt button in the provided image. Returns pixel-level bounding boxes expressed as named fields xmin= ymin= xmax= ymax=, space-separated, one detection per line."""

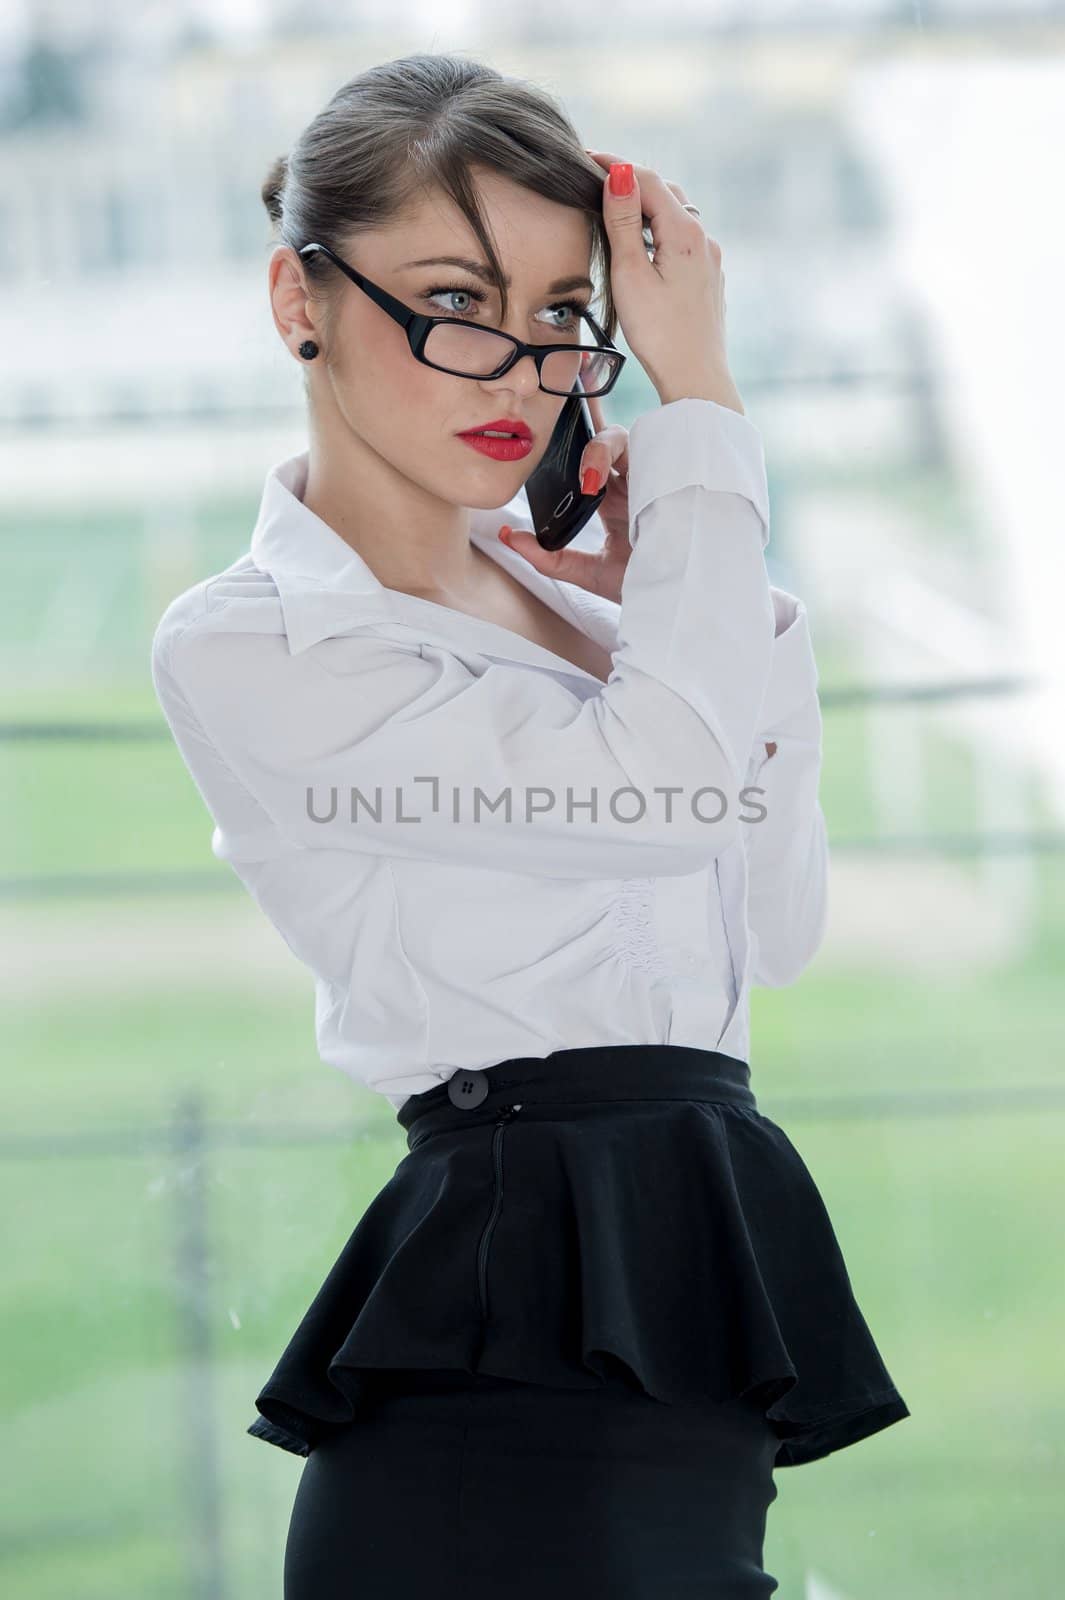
xmin=447 ymin=1070 xmax=489 ymax=1108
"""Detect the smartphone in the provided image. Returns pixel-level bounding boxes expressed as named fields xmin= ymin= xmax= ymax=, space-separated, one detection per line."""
xmin=524 ymin=390 xmax=608 ymax=552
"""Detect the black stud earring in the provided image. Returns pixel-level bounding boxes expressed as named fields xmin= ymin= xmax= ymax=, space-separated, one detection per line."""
xmin=298 ymin=339 xmax=319 ymax=360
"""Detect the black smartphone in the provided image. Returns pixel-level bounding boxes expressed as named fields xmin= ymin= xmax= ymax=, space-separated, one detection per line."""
xmin=524 ymin=390 xmax=608 ymax=552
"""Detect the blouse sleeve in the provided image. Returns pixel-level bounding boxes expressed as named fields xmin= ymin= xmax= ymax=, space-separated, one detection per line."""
xmin=742 ymin=586 xmax=830 ymax=986
xmin=151 ymin=398 xmax=778 ymax=882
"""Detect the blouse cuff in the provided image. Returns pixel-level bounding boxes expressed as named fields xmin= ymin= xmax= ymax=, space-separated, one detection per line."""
xmin=626 ymin=398 xmax=772 ymax=550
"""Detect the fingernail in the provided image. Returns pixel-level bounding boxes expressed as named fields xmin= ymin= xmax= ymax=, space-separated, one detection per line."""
xmin=609 ymin=163 xmax=634 ymax=197
xmin=498 ymin=524 xmax=512 ymax=542
xmin=581 ymin=467 xmax=601 ymax=496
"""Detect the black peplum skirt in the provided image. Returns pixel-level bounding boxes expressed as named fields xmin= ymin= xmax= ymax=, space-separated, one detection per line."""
xmin=246 ymin=1043 xmax=910 ymax=1472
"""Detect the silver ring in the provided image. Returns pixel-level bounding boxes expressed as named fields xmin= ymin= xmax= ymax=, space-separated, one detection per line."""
xmin=682 ymin=203 xmax=701 ymax=217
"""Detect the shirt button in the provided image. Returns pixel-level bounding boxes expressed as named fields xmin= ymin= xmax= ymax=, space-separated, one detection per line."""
xmin=448 ymin=1070 xmax=489 ymax=1109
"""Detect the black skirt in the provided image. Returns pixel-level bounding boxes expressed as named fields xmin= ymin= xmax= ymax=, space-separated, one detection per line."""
xmin=246 ymin=1042 xmax=910 ymax=1471
xmin=282 ymin=1368 xmax=784 ymax=1598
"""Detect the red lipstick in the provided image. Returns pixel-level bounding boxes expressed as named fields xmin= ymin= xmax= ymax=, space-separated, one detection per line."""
xmin=457 ymin=416 xmax=535 ymax=461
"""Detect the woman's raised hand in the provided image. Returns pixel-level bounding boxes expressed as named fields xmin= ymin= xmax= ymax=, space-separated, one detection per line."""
xmin=495 ymin=151 xmax=748 ymax=600
xmin=584 ymin=150 xmax=743 ymax=414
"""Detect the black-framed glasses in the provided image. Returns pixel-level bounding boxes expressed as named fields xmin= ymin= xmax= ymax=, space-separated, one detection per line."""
xmin=298 ymin=241 xmax=626 ymax=398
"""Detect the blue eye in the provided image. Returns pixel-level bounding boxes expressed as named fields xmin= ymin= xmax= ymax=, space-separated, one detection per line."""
xmin=425 ymin=285 xmax=482 ymax=317
xmin=542 ymin=300 xmax=586 ymax=330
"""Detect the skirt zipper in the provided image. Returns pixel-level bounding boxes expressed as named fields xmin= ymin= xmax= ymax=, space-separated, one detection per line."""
xmin=477 ymin=1103 xmax=522 ymax=1322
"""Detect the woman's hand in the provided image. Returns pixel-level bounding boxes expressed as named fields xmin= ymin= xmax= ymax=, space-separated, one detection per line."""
xmin=493 ymin=150 xmax=743 ymax=600
xmin=497 ymin=391 xmax=631 ymax=605
xmin=583 ymin=149 xmax=742 ymax=412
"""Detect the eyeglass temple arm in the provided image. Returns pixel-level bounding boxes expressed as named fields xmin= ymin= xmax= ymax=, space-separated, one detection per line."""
xmin=298 ymin=242 xmax=424 ymax=332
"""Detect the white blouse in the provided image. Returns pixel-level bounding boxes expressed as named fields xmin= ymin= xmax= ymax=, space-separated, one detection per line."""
xmin=150 ymin=398 xmax=829 ymax=1111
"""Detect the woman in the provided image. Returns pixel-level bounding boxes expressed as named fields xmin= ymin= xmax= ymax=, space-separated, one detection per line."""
xmin=151 ymin=52 xmax=909 ymax=1600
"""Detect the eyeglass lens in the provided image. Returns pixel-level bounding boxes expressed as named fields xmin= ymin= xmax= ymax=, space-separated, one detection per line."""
xmin=423 ymin=320 xmax=619 ymax=395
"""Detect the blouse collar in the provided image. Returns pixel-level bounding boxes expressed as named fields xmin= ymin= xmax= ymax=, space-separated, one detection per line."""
xmin=249 ymin=447 xmax=618 ymax=685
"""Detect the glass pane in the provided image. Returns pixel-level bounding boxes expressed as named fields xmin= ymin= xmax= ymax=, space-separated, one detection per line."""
xmin=424 ymin=322 xmax=513 ymax=377
xmin=16 ymin=15 xmax=1065 ymax=1599
xmin=541 ymin=348 xmax=618 ymax=395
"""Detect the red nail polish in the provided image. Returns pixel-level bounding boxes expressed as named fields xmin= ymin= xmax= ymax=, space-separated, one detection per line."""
xmin=609 ymin=163 xmax=634 ymax=197
xmin=581 ymin=468 xmax=601 ymax=496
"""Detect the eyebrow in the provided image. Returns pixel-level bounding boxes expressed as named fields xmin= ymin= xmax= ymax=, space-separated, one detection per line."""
xmin=397 ymin=255 xmax=594 ymax=295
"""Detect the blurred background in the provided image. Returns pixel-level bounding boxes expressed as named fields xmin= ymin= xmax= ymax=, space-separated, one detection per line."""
xmin=3 ymin=1 xmax=1063 ymax=1596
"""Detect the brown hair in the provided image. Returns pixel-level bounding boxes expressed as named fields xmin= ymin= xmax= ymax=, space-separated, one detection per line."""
xmin=261 ymin=51 xmax=626 ymax=360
